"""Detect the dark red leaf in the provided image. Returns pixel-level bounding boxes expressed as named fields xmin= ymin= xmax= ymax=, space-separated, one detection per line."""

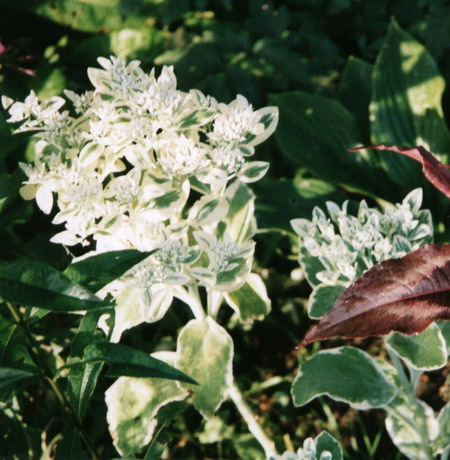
xmin=299 ymin=243 xmax=450 ymax=347
xmin=349 ymin=145 xmax=450 ymax=199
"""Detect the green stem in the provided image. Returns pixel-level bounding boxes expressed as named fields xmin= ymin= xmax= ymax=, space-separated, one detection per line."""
xmin=5 ymin=303 xmax=99 ymax=460
xmin=387 ymin=346 xmax=434 ymax=460
xmin=229 ymin=380 xmax=278 ymax=458
xmin=176 ymin=285 xmax=206 ymax=320
xmin=207 ymin=289 xmax=223 ymax=319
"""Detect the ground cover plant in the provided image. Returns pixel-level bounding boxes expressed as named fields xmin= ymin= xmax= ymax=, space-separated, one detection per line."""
xmin=2 ymin=1 xmax=450 ymax=459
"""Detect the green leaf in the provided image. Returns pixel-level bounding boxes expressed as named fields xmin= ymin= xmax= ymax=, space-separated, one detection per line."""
xmin=370 ymin=19 xmax=450 ymax=187
xmin=67 ymin=312 xmax=104 ymax=419
xmin=337 ymin=56 xmax=373 ymax=141
xmin=437 ymin=320 xmax=450 ymax=354
xmin=307 ymin=283 xmax=347 ymax=319
xmin=176 ymin=317 xmax=234 ymax=418
xmin=385 ymin=393 xmax=438 ymax=460
xmin=0 ymin=258 xmax=110 ymax=312
xmin=433 ymin=402 xmax=450 ymax=454
xmin=64 ymin=249 xmax=153 ymax=292
xmin=0 ymin=367 xmax=43 ymax=393
xmin=268 ymin=91 xmax=385 ymax=196
xmin=80 ymin=342 xmax=196 ymax=384
xmin=254 ymin=176 xmax=346 ymax=233
xmin=386 ymin=323 xmax=447 ymax=371
xmin=224 ymin=273 xmax=271 ymax=321
xmin=105 ymin=352 xmax=188 ymax=457
xmin=220 ymin=181 xmax=256 ymax=243
xmin=315 ymin=431 xmax=343 ymax=460
xmin=238 ymin=161 xmax=270 ymax=183
xmin=7 ymin=0 xmax=161 ymax=33
xmin=54 ymin=429 xmax=88 ymax=460
xmin=291 ymin=347 xmax=396 ymax=409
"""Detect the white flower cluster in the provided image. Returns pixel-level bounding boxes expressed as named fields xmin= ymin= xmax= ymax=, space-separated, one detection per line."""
xmin=273 ymin=437 xmax=333 ymax=460
xmin=3 ymin=56 xmax=278 ymax=338
xmin=291 ymin=188 xmax=433 ymax=286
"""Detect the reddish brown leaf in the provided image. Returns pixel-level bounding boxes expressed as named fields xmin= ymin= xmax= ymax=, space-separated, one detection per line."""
xmin=299 ymin=243 xmax=450 ymax=347
xmin=349 ymin=145 xmax=450 ymax=199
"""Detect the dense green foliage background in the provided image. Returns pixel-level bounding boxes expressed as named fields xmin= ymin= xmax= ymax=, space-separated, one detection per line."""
xmin=1 ymin=0 xmax=450 ymax=458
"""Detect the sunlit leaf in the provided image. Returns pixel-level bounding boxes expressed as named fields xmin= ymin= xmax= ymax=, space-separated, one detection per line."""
xmin=386 ymin=323 xmax=447 ymax=371
xmin=300 ymin=244 xmax=450 ymax=347
xmin=105 ymin=352 xmax=188 ymax=456
xmin=291 ymin=347 xmax=396 ymax=409
xmin=175 ymin=318 xmax=233 ymax=418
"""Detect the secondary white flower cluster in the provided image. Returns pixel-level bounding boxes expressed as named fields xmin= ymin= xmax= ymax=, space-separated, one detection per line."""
xmin=3 ymin=56 xmax=278 ymax=339
xmin=292 ymin=188 xmax=433 ymax=286
xmin=273 ymin=437 xmax=333 ymax=460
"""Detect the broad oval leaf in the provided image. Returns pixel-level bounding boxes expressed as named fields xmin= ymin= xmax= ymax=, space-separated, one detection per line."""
xmin=300 ymin=243 xmax=450 ymax=347
xmin=386 ymin=323 xmax=447 ymax=371
xmin=105 ymin=351 xmax=189 ymax=457
xmin=175 ymin=317 xmax=234 ymax=418
xmin=291 ymin=346 xmax=396 ymax=410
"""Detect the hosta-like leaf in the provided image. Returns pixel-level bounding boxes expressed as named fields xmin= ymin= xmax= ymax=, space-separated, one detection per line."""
xmin=351 ymin=144 xmax=450 ymax=200
xmin=291 ymin=347 xmax=396 ymax=410
xmin=300 ymin=243 xmax=450 ymax=347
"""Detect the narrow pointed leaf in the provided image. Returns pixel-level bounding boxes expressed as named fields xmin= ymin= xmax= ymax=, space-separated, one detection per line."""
xmin=64 ymin=249 xmax=154 ymax=292
xmin=0 ymin=258 xmax=111 ymax=312
xmin=63 ymin=342 xmax=196 ymax=384
xmin=300 ymin=243 xmax=450 ymax=347
xmin=351 ymin=144 xmax=450 ymax=199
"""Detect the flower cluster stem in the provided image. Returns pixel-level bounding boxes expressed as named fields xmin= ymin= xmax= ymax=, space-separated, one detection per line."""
xmin=229 ymin=380 xmax=278 ymax=458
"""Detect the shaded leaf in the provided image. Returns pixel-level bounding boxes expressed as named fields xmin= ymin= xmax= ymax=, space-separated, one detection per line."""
xmin=0 ymin=258 xmax=110 ymax=312
xmin=63 ymin=342 xmax=196 ymax=384
xmin=291 ymin=347 xmax=396 ymax=409
xmin=300 ymin=243 xmax=450 ymax=347
xmin=67 ymin=311 xmax=104 ymax=419
xmin=337 ymin=56 xmax=373 ymax=141
xmin=315 ymin=431 xmax=343 ymax=460
xmin=351 ymin=144 xmax=450 ymax=200
xmin=268 ymin=91 xmax=389 ymax=196
xmin=0 ymin=367 xmax=43 ymax=393
xmin=64 ymin=249 xmax=153 ymax=292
